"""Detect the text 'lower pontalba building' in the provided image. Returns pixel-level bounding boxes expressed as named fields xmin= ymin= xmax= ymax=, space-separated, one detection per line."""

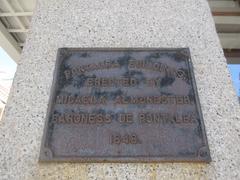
xmin=0 ymin=0 xmax=240 ymax=180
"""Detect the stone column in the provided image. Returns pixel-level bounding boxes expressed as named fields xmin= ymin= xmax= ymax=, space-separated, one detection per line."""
xmin=0 ymin=0 xmax=239 ymax=179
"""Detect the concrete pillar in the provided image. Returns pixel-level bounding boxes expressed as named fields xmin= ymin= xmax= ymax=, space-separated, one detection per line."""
xmin=0 ymin=0 xmax=240 ymax=179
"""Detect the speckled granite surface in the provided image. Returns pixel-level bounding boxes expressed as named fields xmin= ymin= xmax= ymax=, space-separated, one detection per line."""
xmin=0 ymin=0 xmax=240 ymax=179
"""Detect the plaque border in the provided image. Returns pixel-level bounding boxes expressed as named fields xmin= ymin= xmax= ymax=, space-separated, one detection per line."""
xmin=39 ymin=48 xmax=211 ymax=163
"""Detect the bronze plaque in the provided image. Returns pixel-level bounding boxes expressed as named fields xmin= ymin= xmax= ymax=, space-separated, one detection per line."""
xmin=40 ymin=48 xmax=211 ymax=162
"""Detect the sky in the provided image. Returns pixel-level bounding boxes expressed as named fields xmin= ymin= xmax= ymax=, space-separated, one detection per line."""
xmin=228 ymin=64 xmax=240 ymax=96
xmin=0 ymin=47 xmax=17 ymax=106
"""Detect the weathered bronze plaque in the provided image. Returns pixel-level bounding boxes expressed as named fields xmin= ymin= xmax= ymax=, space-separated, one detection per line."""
xmin=40 ymin=48 xmax=211 ymax=162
